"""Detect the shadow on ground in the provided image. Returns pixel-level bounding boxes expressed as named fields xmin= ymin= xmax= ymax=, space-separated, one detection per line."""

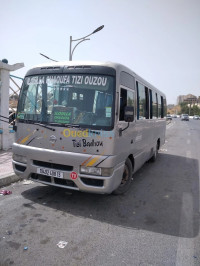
xmin=22 ymin=153 xmax=199 ymax=238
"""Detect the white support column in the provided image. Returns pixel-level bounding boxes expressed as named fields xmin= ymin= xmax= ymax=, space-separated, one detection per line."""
xmin=0 ymin=69 xmax=10 ymax=150
xmin=0 ymin=61 xmax=24 ymax=150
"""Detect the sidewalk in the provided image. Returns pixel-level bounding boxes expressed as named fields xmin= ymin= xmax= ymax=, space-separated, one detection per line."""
xmin=0 ymin=149 xmax=22 ymax=187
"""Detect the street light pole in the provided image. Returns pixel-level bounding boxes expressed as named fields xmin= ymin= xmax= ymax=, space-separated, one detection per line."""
xmin=69 ymin=36 xmax=72 ymax=61
xmin=69 ymin=25 xmax=104 ymax=61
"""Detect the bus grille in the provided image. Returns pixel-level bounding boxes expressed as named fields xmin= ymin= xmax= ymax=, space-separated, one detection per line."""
xmin=31 ymin=174 xmax=77 ymax=188
xmin=33 ymin=160 xmax=73 ymax=171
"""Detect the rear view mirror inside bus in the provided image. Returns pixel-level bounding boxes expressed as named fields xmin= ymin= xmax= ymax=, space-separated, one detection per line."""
xmin=124 ymin=106 xmax=134 ymax=122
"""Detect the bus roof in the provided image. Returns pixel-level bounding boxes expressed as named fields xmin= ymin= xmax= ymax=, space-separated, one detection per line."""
xmin=28 ymin=61 xmax=165 ymax=97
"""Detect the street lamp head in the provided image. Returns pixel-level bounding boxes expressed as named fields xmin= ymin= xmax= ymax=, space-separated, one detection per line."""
xmin=69 ymin=25 xmax=104 ymax=60
xmin=92 ymin=25 xmax=104 ymax=34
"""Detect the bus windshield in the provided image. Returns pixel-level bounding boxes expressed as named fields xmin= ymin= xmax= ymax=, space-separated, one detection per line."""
xmin=17 ymin=74 xmax=115 ymax=130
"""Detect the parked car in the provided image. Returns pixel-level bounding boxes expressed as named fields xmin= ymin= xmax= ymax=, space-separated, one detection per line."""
xmin=181 ymin=114 xmax=189 ymax=121
xmin=193 ymin=115 xmax=200 ymax=120
xmin=166 ymin=115 xmax=172 ymax=121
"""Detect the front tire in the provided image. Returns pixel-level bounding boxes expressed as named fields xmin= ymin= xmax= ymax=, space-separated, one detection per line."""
xmin=112 ymin=158 xmax=132 ymax=195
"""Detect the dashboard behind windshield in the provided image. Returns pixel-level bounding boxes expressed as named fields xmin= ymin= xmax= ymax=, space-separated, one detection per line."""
xmin=17 ymin=74 xmax=115 ymax=130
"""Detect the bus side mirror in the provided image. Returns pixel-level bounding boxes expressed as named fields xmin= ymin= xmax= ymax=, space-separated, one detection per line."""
xmin=124 ymin=106 xmax=134 ymax=122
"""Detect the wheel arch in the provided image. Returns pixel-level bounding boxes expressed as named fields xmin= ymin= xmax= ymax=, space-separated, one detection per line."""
xmin=128 ymin=154 xmax=134 ymax=173
xmin=157 ymin=138 xmax=160 ymax=150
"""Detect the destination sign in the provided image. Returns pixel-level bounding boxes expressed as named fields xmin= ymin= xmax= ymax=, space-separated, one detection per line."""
xmin=27 ymin=75 xmax=108 ymax=87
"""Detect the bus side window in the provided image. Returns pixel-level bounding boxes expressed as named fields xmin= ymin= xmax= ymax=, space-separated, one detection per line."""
xmin=158 ymin=95 xmax=161 ymax=118
xmin=149 ymin=89 xmax=153 ymax=119
xmin=145 ymin=87 xmax=149 ymax=119
xmin=119 ymin=88 xmax=134 ymax=121
xmin=137 ymin=82 xmax=147 ymax=120
xmin=152 ymin=91 xmax=158 ymax=119
xmin=163 ymin=97 xmax=167 ymax=117
xmin=119 ymin=89 xmax=127 ymax=121
xmin=161 ymin=96 xmax=164 ymax=118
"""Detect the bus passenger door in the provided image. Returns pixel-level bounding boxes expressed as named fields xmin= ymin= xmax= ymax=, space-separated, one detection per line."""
xmin=115 ymin=87 xmax=137 ymax=159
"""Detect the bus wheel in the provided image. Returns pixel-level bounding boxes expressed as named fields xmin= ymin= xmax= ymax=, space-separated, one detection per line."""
xmin=113 ymin=158 xmax=132 ymax=195
xmin=149 ymin=143 xmax=158 ymax=162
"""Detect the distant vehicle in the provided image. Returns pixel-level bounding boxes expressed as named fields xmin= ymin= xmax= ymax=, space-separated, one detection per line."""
xmin=193 ymin=115 xmax=199 ymax=120
xmin=166 ymin=115 xmax=172 ymax=121
xmin=181 ymin=114 xmax=189 ymax=121
xmin=172 ymin=114 xmax=177 ymax=118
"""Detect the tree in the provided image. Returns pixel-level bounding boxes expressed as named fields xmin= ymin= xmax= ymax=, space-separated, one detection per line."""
xmin=180 ymin=102 xmax=189 ymax=114
xmin=192 ymin=105 xmax=200 ymax=116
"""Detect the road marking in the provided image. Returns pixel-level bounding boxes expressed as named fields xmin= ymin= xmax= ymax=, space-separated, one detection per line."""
xmin=176 ymin=192 xmax=194 ymax=266
xmin=187 ymin=139 xmax=191 ymax=145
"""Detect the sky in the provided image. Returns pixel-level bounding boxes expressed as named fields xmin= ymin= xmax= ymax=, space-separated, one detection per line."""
xmin=1 ymin=0 xmax=200 ymax=104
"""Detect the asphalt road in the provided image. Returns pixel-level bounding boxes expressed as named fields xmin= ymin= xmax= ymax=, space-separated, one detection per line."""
xmin=0 ymin=118 xmax=200 ymax=266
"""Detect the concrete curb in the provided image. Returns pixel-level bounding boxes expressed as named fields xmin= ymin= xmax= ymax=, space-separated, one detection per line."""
xmin=0 ymin=173 xmax=23 ymax=188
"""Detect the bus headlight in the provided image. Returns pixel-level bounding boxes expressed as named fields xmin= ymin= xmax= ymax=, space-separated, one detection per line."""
xmin=80 ymin=166 xmax=113 ymax=176
xmin=80 ymin=166 xmax=101 ymax=176
xmin=12 ymin=154 xmax=27 ymax=164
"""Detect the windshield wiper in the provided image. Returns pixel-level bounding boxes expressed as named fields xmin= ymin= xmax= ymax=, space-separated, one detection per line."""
xmin=64 ymin=124 xmax=81 ymax=128
xmin=49 ymin=123 xmax=87 ymax=130
xmin=19 ymin=119 xmax=55 ymax=131
xmin=33 ymin=122 xmax=55 ymax=131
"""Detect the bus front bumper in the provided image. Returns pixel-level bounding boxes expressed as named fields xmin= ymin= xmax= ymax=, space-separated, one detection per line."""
xmin=12 ymin=144 xmax=124 ymax=194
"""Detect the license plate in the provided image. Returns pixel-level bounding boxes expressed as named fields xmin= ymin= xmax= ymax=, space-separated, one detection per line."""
xmin=37 ymin=167 xmax=64 ymax=178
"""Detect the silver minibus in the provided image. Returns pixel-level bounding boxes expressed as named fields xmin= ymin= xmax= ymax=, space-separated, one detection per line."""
xmin=12 ymin=61 xmax=166 ymax=194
